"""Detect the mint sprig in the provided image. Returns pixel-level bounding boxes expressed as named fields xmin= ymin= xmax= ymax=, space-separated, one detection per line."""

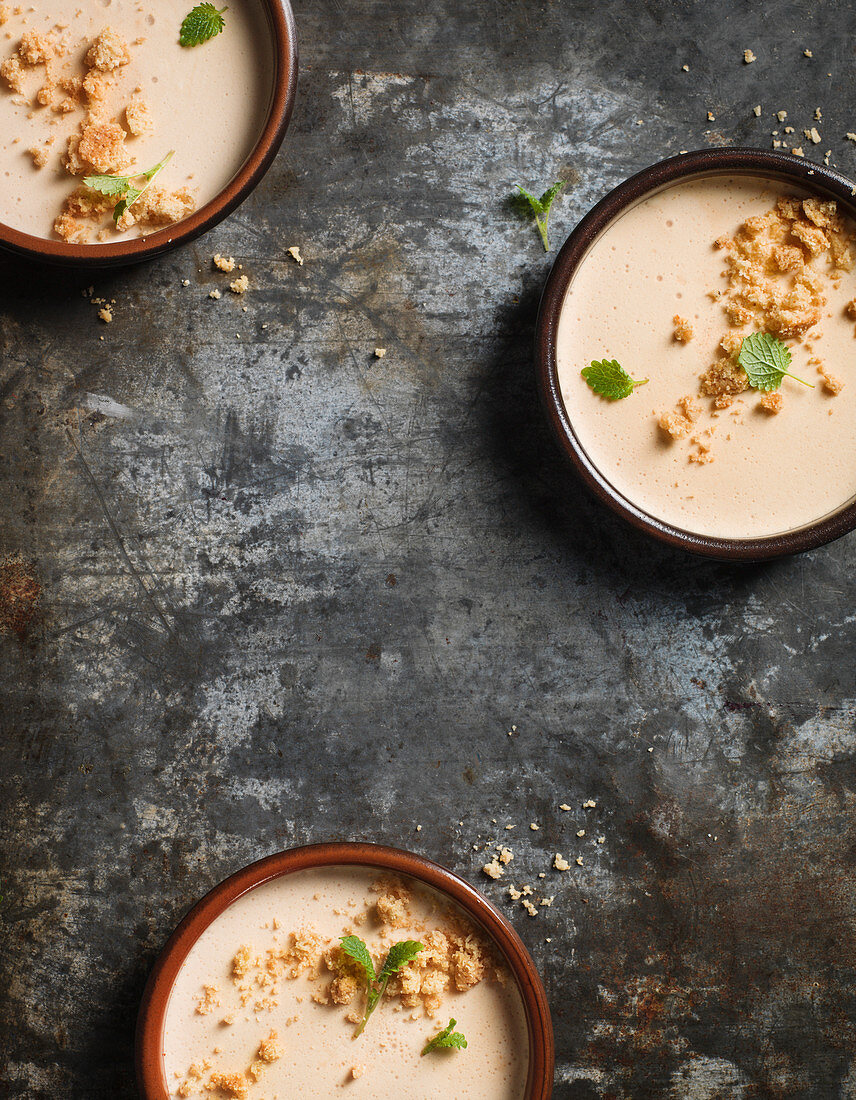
xmin=515 ymin=181 xmax=565 ymax=251
xmin=83 ymin=150 xmax=175 ymax=223
xmin=581 ymin=359 xmax=648 ymax=400
xmin=339 ymin=935 xmax=423 ymax=1037
xmin=737 ymin=332 xmax=814 ymax=390
xmin=180 ymin=3 xmax=227 ymax=46
xmin=421 ymin=1018 xmax=468 ymax=1055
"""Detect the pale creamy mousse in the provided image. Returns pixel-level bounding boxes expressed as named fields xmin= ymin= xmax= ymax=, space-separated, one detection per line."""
xmin=0 ymin=0 xmax=272 ymax=242
xmin=161 ymin=867 xmax=530 ymax=1098
xmin=556 ymin=174 xmax=856 ymax=539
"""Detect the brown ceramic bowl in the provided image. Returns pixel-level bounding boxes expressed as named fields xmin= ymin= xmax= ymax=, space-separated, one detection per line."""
xmin=0 ymin=0 xmax=297 ymax=268
xmin=536 ymin=147 xmax=856 ymax=560
xmin=135 ymin=841 xmax=555 ymax=1099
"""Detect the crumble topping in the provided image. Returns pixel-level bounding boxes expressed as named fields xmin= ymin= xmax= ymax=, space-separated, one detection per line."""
xmin=673 ymin=315 xmax=693 ymax=342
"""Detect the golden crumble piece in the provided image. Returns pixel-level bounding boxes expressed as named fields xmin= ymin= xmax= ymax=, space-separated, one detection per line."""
xmin=688 ymin=448 xmax=715 ymax=465
xmin=658 ymin=395 xmax=701 ymax=440
xmin=719 ymin=331 xmax=743 ymax=357
xmin=36 ymin=84 xmax=52 ymax=105
xmin=125 ymin=94 xmax=152 ymax=135
xmin=767 ymin=306 xmax=820 ymax=339
xmin=759 ymin=392 xmax=784 ymax=413
xmin=713 ymin=394 xmax=734 ymax=409
xmin=18 ymin=30 xmax=52 ymax=65
xmin=821 ymin=371 xmax=844 ymax=395
xmin=28 ymin=144 xmax=48 ymax=167
xmin=85 ymin=27 xmax=130 ymax=72
xmin=743 ymin=48 xmax=756 ymax=63
xmin=452 ymin=939 xmax=487 ymax=991
xmin=724 ymin=301 xmax=753 ymax=326
xmin=0 ymin=55 xmax=25 ymax=93
xmin=776 ymin=196 xmax=802 ymax=221
xmin=66 ymin=120 xmax=128 ymax=174
xmin=229 ymin=274 xmax=249 ymax=295
xmin=701 ymin=358 xmax=748 ymax=398
xmin=673 ymin=315 xmax=693 ymax=342
xmin=376 ymin=892 xmax=409 ymax=928
xmin=329 ymin=972 xmax=360 ymax=1005
xmin=790 ymin=220 xmax=829 ymax=256
xmin=208 ymin=1071 xmax=248 ymax=1098
xmin=82 ymin=67 xmax=112 ymax=106
xmin=60 ymin=186 xmax=117 ymax=220
xmin=98 ymin=305 xmax=113 ymax=323
xmin=802 ymin=197 xmax=838 ymax=228
xmin=116 ymin=185 xmax=195 ymax=230
xmin=829 ymin=232 xmax=855 ymax=271
xmin=231 ymin=944 xmax=255 ymax=980
xmin=195 ymin=984 xmax=220 ymax=1016
xmin=0 ymin=6 xmax=9 ymax=25
xmin=772 ymin=244 xmax=805 ymax=272
xmin=714 ymin=234 xmax=733 ymax=250
xmin=351 ymin=1065 xmax=366 ymax=1080
xmin=256 ymin=1031 xmax=283 ymax=1064
xmin=53 ymin=212 xmax=88 ymax=243
xmin=214 ymin=253 xmax=236 ymax=272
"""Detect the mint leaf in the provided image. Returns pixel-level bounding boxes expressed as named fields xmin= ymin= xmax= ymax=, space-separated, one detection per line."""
xmin=581 ymin=359 xmax=648 ymax=400
xmin=180 ymin=3 xmax=227 ymax=46
xmin=339 ymin=935 xmax=376 ymax=983
xmin=82 ymin=173 xmax=129 ymax=197
xmin=345 ymin=937 xmax=423 ymax=1038
xmin=515 ymin=180 xmax=565 ymax=250
xmin=378 ymin=939 xmax=423 ymax=982
xmin=737 ymin=332 xmax=814 ymax=390
xmin=422 ymin=1018 xmax=468 ymax=1056
xmin=82 ymin=151 xmax=175 ymax=223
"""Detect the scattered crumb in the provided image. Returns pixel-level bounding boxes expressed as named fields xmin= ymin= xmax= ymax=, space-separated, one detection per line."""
xmin=681 ymin=64 xmax=689 ymax=72
xmin=208 ymin=1071 xmax=248 ymax=1098
xmin=777 ymin=110 xmax=788 ymax=122
xmin=707 ymin=111 xmax=715 ymax=122
xmin=806 ymin=127 xmax=822 ymax=144
xmin=559 ymin=804 xmax=571 ymax=811
xmin=673 ymin=314 xmax=693 ymax=342
xmin=583 ymin=799 xmax=596 ymax=809
xmin=521 ymin=899 xmax=538 ymax=917
xmin=792 ymin=147 xmax=805 ymax=157
xmin=529 ymin=823 xmax=540 ymax=831
xmin=743 ymin=48 xmax=756 ymax=64
xmin=209 ymin=289 xmax=222 ymax=300
xmin=804 ymin=48 xmax=813 ymax=58
xmin=214 ymin=253 xmax=236 ymax=273
xmin=553 ymin=854 xmax=570 ymax=871
xmin=98 ymin=305 xmax=112 ymax=323
xmin=350 ymin=1065 xmax=365 ymax=1080
xmin=759 ymin=392 xmax=783 ymax=413
xmin=753 ymin=105 xmax=762 ymax=117
xmin=658 ymin=394 xmax=702 ymax=439
xmin=821 ymin=370 xmax=844 ymax=395
xmin=230 ymin=274 xmax=249 ymax=295
xmin=482 ymin=858 xmax=503 ymax=880
xmin=85 ymin=27 xmax=130 ymax=72
xmin=125 ymin=93 xmax=152 ymax=135
xmin=287 ymin=245 xmax=303 ymax=265
xmin=374 ymin=347 xmax=386 ymax=358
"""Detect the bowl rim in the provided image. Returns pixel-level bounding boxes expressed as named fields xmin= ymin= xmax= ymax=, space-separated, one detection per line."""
xmin=0 ymin=0 xmax=298 ymax=267
xmin=535 ymin=146 xmax=856 ymax=560
xmin=134 ymin=841 xmax=555 ymax=1099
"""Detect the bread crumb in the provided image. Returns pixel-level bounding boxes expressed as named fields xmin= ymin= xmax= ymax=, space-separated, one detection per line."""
xmin=482 ymin=858 xmax=503 ymax=879
xmin=575 ymin=856 xmax=584 ymax=866
xmin=806 ymin=127 xmax=822 ymax=144
xmin=256 ymin=1031 xmax=282 ymax=1064
xmin=776 ymin=110 xmax=788 ymax=122
xmin=583 ymin=799 xmax=596 ymax=809
xmin=208 ymin=1071 xmax=248 ymax=1098
xmin=374 ymin=347 xmax=386 ymax=358
xmin=350 ymin=1065 xmax=366 ymax=1080
xmin=576 ymin=829 xmax=585 ymax=837
xmin=214 ymin=253 xmax=236 ymax=272
xmin=529 ymin=822 xmax=540 ymax=831
xmin=759 ymin=392 xmax=783 ymax=414
xmin=18 ymin=30 xmax=53 ymax=65
xmin=553 ymin=853 xmax=570 ymax=871
xmin=195 ymin=984 xmax=220 ymax=1015
xmin=521 ymin=899 xmax=538 ymax=917
xmin=209 ymin=288 xmax=222 ymax=300
xmin=125 ymin=93 xmax=152 ymax=135
xmin=559 ymin=803 xmax=571 ymax=811
xmin=681 ymin=63 xmax=689 ymax=72
xmin=0 ymin=55 xmax=25 ymax=93
xmin=845 ymin=299 xmax=856 ymax=320
xmin=27 ymin=144 xmax=49 ymax=167
xmin=98 ymin=305 xmax=113 ymax=323
xmin=70 ymin=120 xmax=128 ymax=173
xmin=85 ymin=27 xmax=130 ymax=71
xmin=658 ymin=395 xmax=701 ymax=439
xmin=707 ymin=111 xmax=715 ymax=122
xmin=753 ymin=105 xmax=762 ymax=117
xmin=230 ymin=274 xmax=249 ymax=295
xmin=287 ymin=245 xmax=303 ymax=265
xmin=821 ymin=371 xmax=844 ymax=395
xmin=804 ymin=48 xmax=813 ymax=58
xmin=673 ymin=315 xmax=693 ymax=342
xmin=743 ymin=48 xmax=756 ymax=63
xmin=791 ymin=147 xmax=805 ymax=157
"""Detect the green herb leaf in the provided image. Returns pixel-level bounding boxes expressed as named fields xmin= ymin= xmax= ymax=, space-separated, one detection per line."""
xmin=339 ymin=935 xmax=376 ymax=983
xmin=378 ymin=939 xmax=423 ymax=982
xmin=421 ymin=1018 xmax=468 ymax=1056
xmin=515 ymin=180 xmax=565 ymax=250
xmin=581 ymin=359 xmax=648 ymax=400
xmin=343 ymin=937 xmax=423 ymax=1038
xmin=737 ymin=331 xmax=814 ymax=390
xmin=180 ymin=3 xmax=227 ymax=47
xmin=83 ymin=151 xmax=175 ymax=223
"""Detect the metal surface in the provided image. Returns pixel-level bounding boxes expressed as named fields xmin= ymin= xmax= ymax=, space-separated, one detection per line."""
xmin=2 ymin=1 xmax=856 ymax=1097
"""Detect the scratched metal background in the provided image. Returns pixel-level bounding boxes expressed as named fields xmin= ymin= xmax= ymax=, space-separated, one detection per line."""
xmin=3 ymin=0 xmax=856 ymax=1096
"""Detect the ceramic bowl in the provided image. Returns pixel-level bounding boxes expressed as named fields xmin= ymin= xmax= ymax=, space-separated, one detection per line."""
xmin=535 ymin=147 xmax=856 ymax=560
xmin=0 ymin=0 xmax=298 ymax=267
xmin=135 ymin=841 xmax=555 ymax=1099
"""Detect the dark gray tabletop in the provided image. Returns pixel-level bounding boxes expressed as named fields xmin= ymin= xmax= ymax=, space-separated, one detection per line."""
xmin=3 ymin=1 xmax=856 ymax=1097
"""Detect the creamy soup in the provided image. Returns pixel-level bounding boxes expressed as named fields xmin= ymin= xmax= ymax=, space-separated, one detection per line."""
xmin=556 ymin=175 xmax=856 ymax=539
xmin=161 ymin=866 xmax=530 ymax=1099
xmin=0 ymin=0 xmax=273 ymax=241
